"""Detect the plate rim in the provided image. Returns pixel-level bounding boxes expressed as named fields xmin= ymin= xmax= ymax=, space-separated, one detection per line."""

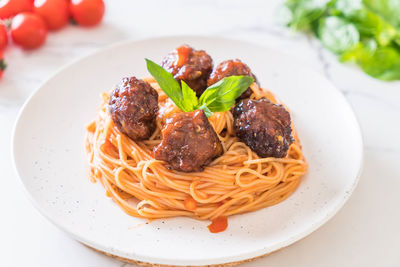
xmin=11 ymin=35 xmax=364 ymax=266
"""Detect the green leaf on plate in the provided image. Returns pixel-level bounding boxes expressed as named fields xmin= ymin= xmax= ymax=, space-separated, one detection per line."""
xmin=180 ymin=80 xmax=198 ymax=112
xmin=198 ymin=104 xmax=213 ymax=118
xmin=145 ymin=59 xmax=254 ymax=117
xmin=198 ymin=76 xmax=254 ymax=112
xmin=145 ymin=58 xmax=185 ymax=111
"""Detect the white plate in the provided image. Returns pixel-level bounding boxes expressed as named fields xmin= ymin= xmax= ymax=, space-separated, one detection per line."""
xmin=12 ymin=36 xmax=363 ymax=266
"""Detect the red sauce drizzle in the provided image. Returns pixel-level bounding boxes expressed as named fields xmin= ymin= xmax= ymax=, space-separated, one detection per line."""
xmin=208 ymin=216 xmax=228 ymax=233
xmin=184 ymin=197 xmax=197 ymax=211
xmin=176 ymin=46 xmax=192 ymax=67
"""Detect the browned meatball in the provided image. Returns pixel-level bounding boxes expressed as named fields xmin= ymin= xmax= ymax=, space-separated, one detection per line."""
xmin=208 ymin=59 xmax=258 ymax=99
xmin=232 ymin=98 xmax=293 ymax=158
xmin=153 ymin=110 xmax=222 ymax=172
xmin=161 ymin=45 xmax=213 ymax=96
xmin=109 ymin=77 xmax=158 ymax=140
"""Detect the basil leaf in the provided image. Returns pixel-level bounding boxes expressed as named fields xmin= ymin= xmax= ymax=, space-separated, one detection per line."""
xmin=198 ymin=76 xmax=254 ymax=113
xmin=334 ymin=0 xmax=362 ymax=17
xmin=284 ymin=0 xmax=331 ymax=32
xmin=281 ymin=0 xmax=400 ymax=81
xmin=360 ymin=47 xmax=400 ymax=81
xmin=340 ymin=39 xmax=376 ymax=62
xmin=364 ymin=0 xmax=400 ymax=29
xmin=318 ymin=16 xmax=360 ymax=54
xmin=198 ymin=104 xmax=213 ymax=117
xmin=145 ymin=58 xmax=185 ymax=110
xmin=345 ymin=9 xmax=398 ymax=46
xmin=341 ymin=43 xmax=400 ymax=80
xmin=146 ymin=60 xmax=254 ymax=116
xmin=180 ymin=81 xmax=198 ymax=112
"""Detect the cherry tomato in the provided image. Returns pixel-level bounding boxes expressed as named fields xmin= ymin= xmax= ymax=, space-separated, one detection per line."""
xmin=0 ymin=51 xmax=6 ymax=79
xmin=0 ymin=0 xmax=33 ymax=19
xmin=70 ymin=0 xmax=104 ymax=27
xmin=33 ymin=0 xmax=69 ymax=31
xmin=0 ymin=21 xmax=7 ymax=50
xmin=11 ymin=12 xmax=47 ymax=49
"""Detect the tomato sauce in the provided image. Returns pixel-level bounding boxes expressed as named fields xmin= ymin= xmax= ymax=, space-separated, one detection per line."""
xmin=176 ymin=45 xmax=191 ymax=67
xmin=184 ymin=197 xmax=197 ymax=211
xmin=207 ymin=216 xmax=228 ymax=233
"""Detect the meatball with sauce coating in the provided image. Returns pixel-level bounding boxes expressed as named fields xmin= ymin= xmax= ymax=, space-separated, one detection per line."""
xmin=208 ymin=59 xmax=258 ymax=99
xmin=154 ymin=110 xmax=222 ymax=172
xmin=232 ymin=98 xmax=293 ymax=158
xmin=161 ymin=45 xmax=213 ymax=96
xmin=109 ymin=77 xmax=158 ymax=140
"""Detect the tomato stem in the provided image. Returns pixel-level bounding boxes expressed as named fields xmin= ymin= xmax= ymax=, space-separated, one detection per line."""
xmin=0 ymin=59 xmax=6 ymax=71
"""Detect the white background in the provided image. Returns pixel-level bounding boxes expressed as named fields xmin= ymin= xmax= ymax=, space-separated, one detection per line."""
xmin=1 ymin=1 xmax=399 ymax=266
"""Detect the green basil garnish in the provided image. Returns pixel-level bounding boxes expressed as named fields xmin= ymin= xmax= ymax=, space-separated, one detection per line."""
xmin=146 ymin=59 xmax=254 ymax=117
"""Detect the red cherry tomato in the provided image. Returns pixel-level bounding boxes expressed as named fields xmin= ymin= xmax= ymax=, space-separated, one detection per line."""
xmin=0 ymin=51 xmax=6 ymax=79
xmin=33 ymin=0 xmax=69 ymax=31
xmin=0 ymin=21 xmax=7 ymax=50
xmin=70 ymin=0 xmax=104 ymax=27
xmin=0 ymin=0 xmax=33 ymax=19
xmin=10 ymin=12 xmax=47 ymax=49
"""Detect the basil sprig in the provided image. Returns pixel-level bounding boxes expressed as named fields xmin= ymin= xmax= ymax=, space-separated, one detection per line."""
xmin=145 ymin=59 xmax=254 ymax=117
xmin=281 ymin=0 xmax=400 ymax=81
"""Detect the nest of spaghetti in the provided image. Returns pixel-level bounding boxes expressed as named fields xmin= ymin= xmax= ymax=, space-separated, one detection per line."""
xmin=85 ymin=78 xmax=308 ymax=221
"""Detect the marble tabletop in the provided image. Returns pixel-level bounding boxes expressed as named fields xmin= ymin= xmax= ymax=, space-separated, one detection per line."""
xmin=1 ymin=0 xmax=399 ymax=266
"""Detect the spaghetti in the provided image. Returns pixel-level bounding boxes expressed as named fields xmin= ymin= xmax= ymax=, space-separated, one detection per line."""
xmin=85 ymin=77 xmax=308 ymax=221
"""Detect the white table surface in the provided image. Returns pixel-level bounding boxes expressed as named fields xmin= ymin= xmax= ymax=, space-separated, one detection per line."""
xmin=1 ymin=1 xmax=399 ymax=266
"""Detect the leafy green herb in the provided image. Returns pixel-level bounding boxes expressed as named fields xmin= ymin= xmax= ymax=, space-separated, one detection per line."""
xmin=282 ymin=0 xmax=331 ymax=32
xmin=198 ymin=104 xmax=213 ymax=117
xmin=198 ymin=75 xmax=254 ymax=112
xmin=145 ymin=58 xmax=185 ymax=110
xmin=197 ymin=76 xmax=253 ymax=114
xmin=360 ymin=47 xmax=400 ymax=80
xmin=334 ymin=0 xmax=362 ymax=17
xmin=281 ymin=0 xmax=400 ymax=81
xmin=318 ymin=16 xmax=359 ymax=53
xmin=181 ymin=81 xmax=198 ymax=112
xmin=146 ymin=59 xmax=254 ymax=117
xmin=364 ymin=0 xmax=400 ymax=29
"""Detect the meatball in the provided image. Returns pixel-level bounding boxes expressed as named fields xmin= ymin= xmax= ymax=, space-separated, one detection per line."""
xmin=232 ymin=98 xmax=293 ymax=158
xmin=207 ymin=59 xmax=258 ymax=99
xmin=161 ymin=45 xmax=213 ymax=96
xmin=109 ymin=76 xmax=158 ymax=141
xmin=153 ymin=110 xmax=222 ymax=172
